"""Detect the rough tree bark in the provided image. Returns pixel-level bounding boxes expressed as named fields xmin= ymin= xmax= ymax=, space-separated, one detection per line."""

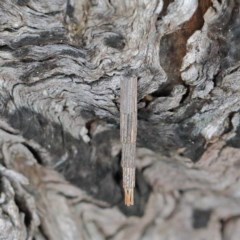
xmin=0 ymin=0 xmax=240 ymax=239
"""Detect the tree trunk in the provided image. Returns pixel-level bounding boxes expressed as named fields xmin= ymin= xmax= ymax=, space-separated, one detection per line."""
xmin=0 ymin=0 xmax=240 ymax=239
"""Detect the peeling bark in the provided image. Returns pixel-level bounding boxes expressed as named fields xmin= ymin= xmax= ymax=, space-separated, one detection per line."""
xmin=1 ymin=0 xmax=240 ymax=239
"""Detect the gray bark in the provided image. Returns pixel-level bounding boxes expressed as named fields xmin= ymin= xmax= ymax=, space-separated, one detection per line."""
xmin=0 ymin=0 xmax=240 ymax=239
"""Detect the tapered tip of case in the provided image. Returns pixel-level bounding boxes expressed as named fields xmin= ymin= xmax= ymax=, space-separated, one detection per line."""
xmin=124 ymin=188 xmax=134 ymax=206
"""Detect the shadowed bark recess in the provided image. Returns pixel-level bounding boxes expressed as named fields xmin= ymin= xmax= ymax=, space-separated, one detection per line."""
xmin=1 ymin=0 xmax=240 ymax=239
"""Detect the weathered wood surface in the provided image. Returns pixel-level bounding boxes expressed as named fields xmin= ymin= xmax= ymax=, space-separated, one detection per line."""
xmin=0 ymin=0 xmax=240 ymax=239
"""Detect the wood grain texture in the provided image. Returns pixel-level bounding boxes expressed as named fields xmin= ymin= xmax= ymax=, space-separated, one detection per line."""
xmin=1 ymin=0 xmax=240 ymax=239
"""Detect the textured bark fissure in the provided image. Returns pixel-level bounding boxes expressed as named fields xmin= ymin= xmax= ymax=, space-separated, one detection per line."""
xmin=1 ymin=0 xmax=240 ymax=239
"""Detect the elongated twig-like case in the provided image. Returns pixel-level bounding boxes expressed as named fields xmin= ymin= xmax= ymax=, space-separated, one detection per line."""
xmin=120 ymin=76 xmax=137 ymax=206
